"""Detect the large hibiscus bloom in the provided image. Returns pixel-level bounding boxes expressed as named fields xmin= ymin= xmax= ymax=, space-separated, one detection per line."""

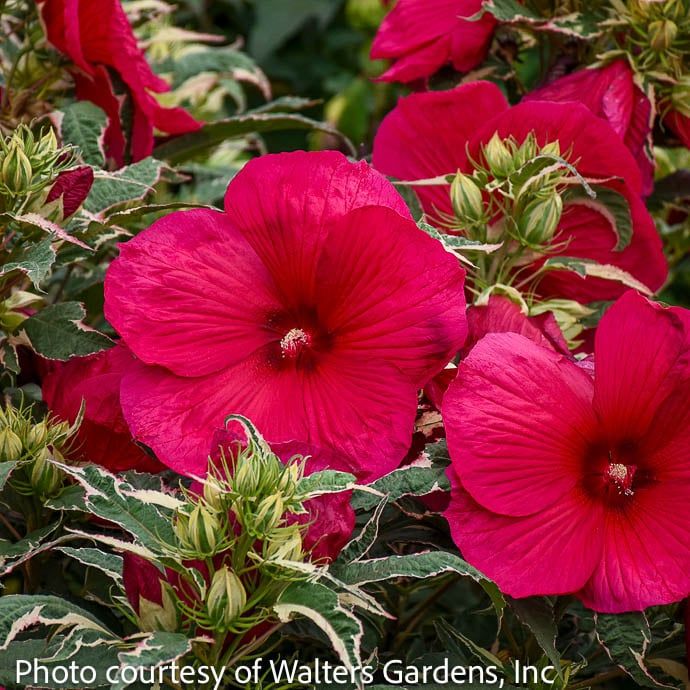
xmin=373 ymin=82 xmax=667 ymax=303
xmin=370 ymin=0 xmax=497 ymax=83
xmin=105 ymin=151 xmax=467 ymax=480
xmin=525 ymin=61 xmax=655 ymax=196
xmin=38 ymin=0 xmax=200 ymax=165
xmin=42 ymin=343 xmax=163 ymax=473
xmin=443 ymin=291 xmax=690 ymax=612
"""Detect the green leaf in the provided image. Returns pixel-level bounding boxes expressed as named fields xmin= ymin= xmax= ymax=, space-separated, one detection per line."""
xmin=60 ymin=101 xmax=107 ymax=167
xmin=337 ymin=498 xmax=387 ymax=564
xmin=112 ymin=632 xmax=195 ymax=690
xmin=154 ymin=112 xmax=355 ymax=163
xmin=85 ymin=158 xmax=166 ymax=214
xmin=352 ymin=462 xmax=450 ymax=512
xmin=57 ymin=546 xmax=123 ymax=583
xmin=595 ymin=612 xmax=673 ymax=688
xmin=275 ymin=581 xmax=363 ymax=669
xmin=21 ymin=302 xmax=112 ymax=360
xmin=297 ymin=470 xmax=356 ymax=499
xmin=0 ymin=461 xmax=19 ymax=491
xmin=330 ymin=552 xmax=504 ymax=618
xmin=56 ymin=463 xmax=180 ymax=555
xmin=0 ymin=238 xmax=56 ymax=287
xmin=541 ymin=256 xmax=653 ymax=295
xmin=0 ymin=212 xmax=90 ymax=249
xmin=249 ymin=0 xmax=342 ymax=60
xmin=0 ymin=594 xmax=114 ymax=651
xmin=509 ymin=597 xmax=562 ymax=676
xmin=0 ymin=524 xmax=61 ymax=571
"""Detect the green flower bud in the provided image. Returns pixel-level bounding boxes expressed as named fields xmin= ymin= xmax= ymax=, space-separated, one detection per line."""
xmin=0 ymin=309 xmax=29 ymax=332
xmin=30 ymin=449 xmax=63 ymax=497
xmin=253 ymin=494 xmax=284 ymax=535
xmin=649 ymin=19 xmax=678 ymax=51
xmin=516 ymin=194 xmax=563 ymax=245
xmin=176 ymin=504 xmax=221 ymax=555
xmin=483 ymin=132 xmax=514 ymax=178
xmin=1 ymin=143 xmax=33 ymax=196
xmin=0 ymin=427 xmax=23 ymax=462
xmin=138 ymin=584 xmax=179 ymax=633
xmin=264 ymin=529 xmax=304 ymax=562
xmin=203 ymin=475 xmax=228 ymax=513
xmin=670 ymin=78 xmax=690 ymax=118
xmin=206 ymin=567 xmax=247 ymax=631
xmin=26 ymin=421 xmax=49 ymax=449
xmin=451 ymin=172 xmax=485 ymax=226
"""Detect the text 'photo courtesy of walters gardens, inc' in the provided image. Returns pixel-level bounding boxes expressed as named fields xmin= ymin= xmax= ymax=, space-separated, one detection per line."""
xmin=0 ymin=0 xmax=689 ymax=689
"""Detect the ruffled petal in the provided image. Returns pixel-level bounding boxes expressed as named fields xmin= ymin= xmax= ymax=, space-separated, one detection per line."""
xmin=593 ymin=291 xmax=688 ymax=442
xmin=372 ymin=82 xmax=509 ymax=220
xmin=121 ymin=350 xmax=417 ymax=480
xmin=445 ymin=469 xmax=604 ymax=598
xmin=105 ymin=209 xmax=281 ymax=377
xmin=224 ymin=151 xmax=411 ymax=297
xmin=316 ymin=206 xmax=467 ymax=385
xmin=443 ymin=332 xmax=596 ymax=516
xmin=377 ymin=37 xmax=452 ymax=83
xmin=578 ymin=480 xmax=690 ymax=612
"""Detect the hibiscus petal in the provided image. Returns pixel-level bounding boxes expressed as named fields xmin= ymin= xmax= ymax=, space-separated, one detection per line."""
xmin=372 ymin=82 xmax=509 ymax=220
xmin=121 ymin=350 xmax=417 ymax=480
xmin=578 ymin=480 xmax=690 ymax=612
xmin=316 ymin=206 xmax=467 ymax=385
xmin=377 ymin=37 xmax=452 ymax=84
xmin=445 ymin=470 xmax=604 ymax=598
xmin=105 ymin=209 xmax=282 ymax=377
xmin=224 ymin=151 xmax=411 ymax=298
xmin=593 ymin=291 xmax=688 ymax=442
xmin=536 ymin=199 xmax=667 ymax=301
xmin=443 ymin=332 xmax=596 ymax=516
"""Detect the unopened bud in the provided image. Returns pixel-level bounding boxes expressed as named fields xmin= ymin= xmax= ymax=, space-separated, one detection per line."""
xmin=253 ymin=494 xmax=284 ymax=535
xmin=1 ymin=144 xmax=33 ymax=196
xmin=264 ymin=529 xmax=304 ymax=562
xmin=649 ymin=19 xmax=678 ymax=51
xmin=516 ymin=194 xmax=563 ymax=245
xmin=203 ymin=476 xmax=228 ymax=512
xmin=138 ymin=584 xmax=179 ymax=633
xmin=451 ymin=172 xmax=485 ymax=226
xmin=26 ymin=421 xmax=49 ymax=449
xmin=206 ymin=567 xmax=247 ymax=631
xmin=483 ymin=132 xmax=514 ymax=178
xmin=670 ymin=78 xmax=690 ymax=118
xmin=176 ymin=504 xmax=221 ymax=555
xmin=30 ymin=449 xmax=63 ymax=497
xmin=0 ymin=428 xmax=23 ymax=462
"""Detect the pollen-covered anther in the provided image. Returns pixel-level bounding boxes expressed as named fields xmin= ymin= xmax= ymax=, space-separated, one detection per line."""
xmin=606 ymin=462 xmax=636 ymax=496
xmin=280 ymin=328 xmax=312 ymax=358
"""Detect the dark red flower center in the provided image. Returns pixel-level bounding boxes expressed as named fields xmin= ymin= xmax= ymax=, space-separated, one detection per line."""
xmin=582 ymin=441 xmax=656 ymax=507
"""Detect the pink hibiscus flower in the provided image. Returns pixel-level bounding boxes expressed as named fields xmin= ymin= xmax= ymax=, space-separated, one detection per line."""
xmin=525 ymin=61 xmax=655 ymax=196
xmin=104 ymin=151 xmax=467 ymax=480
xmin=370 ymin=0 xmax=497 ymax=83
xmin=443 ymin=290 xmax=690 ymax=612
xmin=372 ymin=81 xmax=668 ymax=303
xmin=38 ymin=0 xmax=200 ymax=166
xmin=666 ymin=110 xmax=690 ymax=149
xmin=42 ymin=343 xmax=164 ymax=473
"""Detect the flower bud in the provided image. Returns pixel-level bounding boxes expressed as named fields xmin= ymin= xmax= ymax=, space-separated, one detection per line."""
xmin=0 ymin=427 xmax=23 ymax=462
xmin=206 ymin=567 xmax=247 ymax=631
xmin=176 ymin=504 xmax=221 ymax=555
xmin=253 ymin=494 xmax=285 ymax=535
xmin=26 ymin=421 xmax=49 ymax=449
xmin=516 ymin=194 xmax=563 ymax=245
xmin=30 ymin=449 xmax=63 ymax=497
xmin=649 ymin=19 xmax=678 ymax=51
xmin=483 ymin=132 xmax=514 ymax=178
xmin=451 ymin=172 xmax=485 ymax=226
xmin=264 ymin=529 xmax=304 ymax=562
xmin=670 ymin=78 xmax=690 ymax=118
xmin=203 ymin=476 xmax=228 ymax=513
xmin=138 ymin=584 xmax=179 ymax=633
xmin=1 ymin=143 xmax=33 ymax=196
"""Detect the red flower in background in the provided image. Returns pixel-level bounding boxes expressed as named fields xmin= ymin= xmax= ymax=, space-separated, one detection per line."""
xmin=443 ymin=291 xmax=690 ymax=612
xmin=373 ymin=82 xmax=667 ymax=303
xmin=42 ymin=343 xmax=164 ymax=473
xmin=525 ymin=61 xmax=655 ymax=196
xmin=37 ymin=0 xmax=200 ymax=166
xmin=104 ymin=151 xmax=467 ymax=480
xmin=370 ymin=0 xmax=497 ymax=83
xmin=665 ymin=110 xmax=690 ymax=149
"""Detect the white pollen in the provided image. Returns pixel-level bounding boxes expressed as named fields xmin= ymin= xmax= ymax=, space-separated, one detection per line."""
xmin=280 ymin=328 xmax=311 ymax=357
xmin=607 ymin=463 xmax=628 ymax=483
